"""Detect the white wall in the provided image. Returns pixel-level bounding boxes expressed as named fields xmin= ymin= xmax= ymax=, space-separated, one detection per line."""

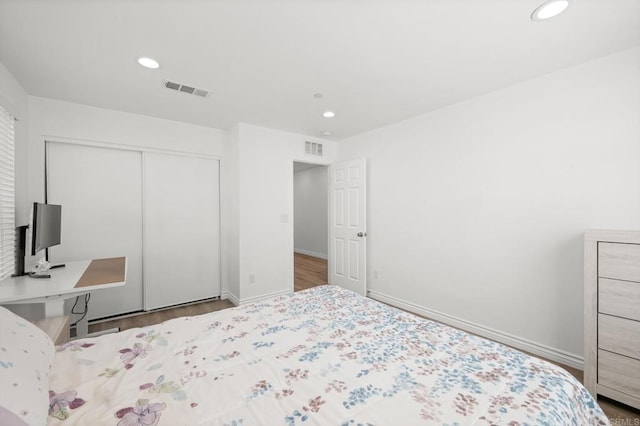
xmin=338 ymin=47 xmax=640 ymax=367
xmin=234 ymin=123 xmax=336 ymax=303
xmin=294 ymin=165 xmax=328 ymax=259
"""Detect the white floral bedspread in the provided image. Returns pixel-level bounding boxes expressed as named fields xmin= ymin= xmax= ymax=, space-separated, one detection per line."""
xmin=49 ymin=285 xmax=608 ymax=425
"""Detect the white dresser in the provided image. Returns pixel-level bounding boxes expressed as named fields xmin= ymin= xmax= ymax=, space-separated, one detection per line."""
xmin=584 ymin=230 xmax=640 ymax=410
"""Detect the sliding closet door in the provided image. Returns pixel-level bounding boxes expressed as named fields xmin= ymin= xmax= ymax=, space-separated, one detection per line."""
xmin=47 ymin=142 xmax=143 ymax=320
xmin=143 ymin=152 xmax=220 ymax=310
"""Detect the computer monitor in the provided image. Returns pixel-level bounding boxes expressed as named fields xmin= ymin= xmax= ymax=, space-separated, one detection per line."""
xmin=30 ymin=202 xmax=62 ymax=256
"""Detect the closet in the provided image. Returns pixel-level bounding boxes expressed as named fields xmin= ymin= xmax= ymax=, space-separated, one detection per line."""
xmin=143 ymin=152 xmax=220 ymax=310
xmin=47 ymin=141 xmax=221 ymax=320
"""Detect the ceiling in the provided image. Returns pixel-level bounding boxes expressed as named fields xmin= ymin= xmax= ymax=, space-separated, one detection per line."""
xmin=0 ymin=0 xmax=638 ymax=141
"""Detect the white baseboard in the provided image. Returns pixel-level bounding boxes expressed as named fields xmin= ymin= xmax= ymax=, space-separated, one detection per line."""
xmin=239 ymin=288 xmax=293 ymax=305
xmin=221 ymin=291 xmax=239 ymax=306
xmin=294 ymin=248 xmax=328 ymax=260
xmin=367 ymin=289 xmax=584 ymax=370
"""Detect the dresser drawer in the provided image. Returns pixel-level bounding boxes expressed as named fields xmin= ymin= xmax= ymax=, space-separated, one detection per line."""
xmin=599 ymin=278 xmax=640 ymax=321
xmin=599 ymin=242 xmax=640 ymax=282
xmin=598 ymin=350 xmax=640 ymax=399
xmin=598 ymin=314 xmax=640 ymax=359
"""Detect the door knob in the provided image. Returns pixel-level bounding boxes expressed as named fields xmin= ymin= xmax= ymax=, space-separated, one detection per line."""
xmin=357 ymin=232 xmax=367 ymax=237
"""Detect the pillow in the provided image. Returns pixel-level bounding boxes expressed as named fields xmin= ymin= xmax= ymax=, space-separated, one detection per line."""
xmin=0 ymin=306 xmax=55 ymax=425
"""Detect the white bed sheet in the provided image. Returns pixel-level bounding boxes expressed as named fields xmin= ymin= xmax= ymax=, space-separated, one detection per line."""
xmin=49 ymin=285 xmax=608 ymax=425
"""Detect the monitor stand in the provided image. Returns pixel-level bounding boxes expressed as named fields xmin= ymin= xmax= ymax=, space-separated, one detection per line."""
xmin=28 ymin=272 xmax=51 ymax=279
xmin=28 ymin=262 xmax=66 ymax=278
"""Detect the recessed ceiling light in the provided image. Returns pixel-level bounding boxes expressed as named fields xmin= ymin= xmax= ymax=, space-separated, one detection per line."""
xmin=137 ymin=57 xmax=160 ymax=69
xmin=322 ymin=111 xmax=335 ymax=118
xmin=531 ymin=0 xmax=570 ymax=21
xmin=321 ymin=131 xmax=333 ymax=136
xmin=313 ymin=93 xmax=323 ymax=99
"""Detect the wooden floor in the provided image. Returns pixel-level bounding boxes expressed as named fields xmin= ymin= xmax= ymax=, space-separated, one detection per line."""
xmin=294 ymin=252 xmax=328 ymax=291
xmin=89 ymin=299 xmax=235 ymax=333
xmin=88 ymin=253 xmax=638 ymax=422
xmin=557 ymin=365 xmax=639 ymax=422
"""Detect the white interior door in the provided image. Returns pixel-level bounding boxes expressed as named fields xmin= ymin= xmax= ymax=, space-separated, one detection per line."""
xmin=47 ymin=142 xmax=143 ymax=320
xmin=328 ymin=158 xmax=367 ymax=295
xmin=143 ymin=152 xmax=221 ymax=310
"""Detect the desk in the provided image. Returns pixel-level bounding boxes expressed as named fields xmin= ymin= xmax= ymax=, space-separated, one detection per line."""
xmin=0 ymin=257 xmax=126 ymax=338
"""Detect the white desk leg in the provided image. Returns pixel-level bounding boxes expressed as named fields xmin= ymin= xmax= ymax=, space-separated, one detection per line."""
xmin=43 ymin=299 xmax=65 ymax=318
xmin=43 ymin=296 xmax=89 ymax=339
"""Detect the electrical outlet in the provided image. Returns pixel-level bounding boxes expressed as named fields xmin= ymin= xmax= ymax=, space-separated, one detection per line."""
xmin=249 ymin=274 xmax=256 ymax=284
xmin=374 ymin=270 xmax=380 ymax=279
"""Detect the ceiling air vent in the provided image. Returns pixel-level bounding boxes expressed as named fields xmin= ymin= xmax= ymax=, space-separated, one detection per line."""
xmin=163 ymin=80 xmax=210 ymax=98
xmin=305 ymin=141 xmax=323 ymax=156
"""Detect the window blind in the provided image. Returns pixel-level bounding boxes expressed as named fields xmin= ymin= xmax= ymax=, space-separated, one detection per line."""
xmin=0 ymin=106 xmax=15 ymax=279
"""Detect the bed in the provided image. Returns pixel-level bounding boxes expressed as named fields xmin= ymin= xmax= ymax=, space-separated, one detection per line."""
xmin=1 ymin=285 xmax=608 ymax=425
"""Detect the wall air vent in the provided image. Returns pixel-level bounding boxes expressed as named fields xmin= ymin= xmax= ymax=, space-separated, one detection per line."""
xmin=305 ymin=141 xmax=323 ymax=156
xmin=163 ymin=80 xmax=210 ymax=98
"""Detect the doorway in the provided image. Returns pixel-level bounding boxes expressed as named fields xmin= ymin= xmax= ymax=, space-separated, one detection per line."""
xmin=293 ymin=161 xmax=329 ymax=291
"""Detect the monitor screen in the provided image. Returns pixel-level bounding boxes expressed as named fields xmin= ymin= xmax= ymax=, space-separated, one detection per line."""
xmin=31 ymin=202 xmax=62 ymax=256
